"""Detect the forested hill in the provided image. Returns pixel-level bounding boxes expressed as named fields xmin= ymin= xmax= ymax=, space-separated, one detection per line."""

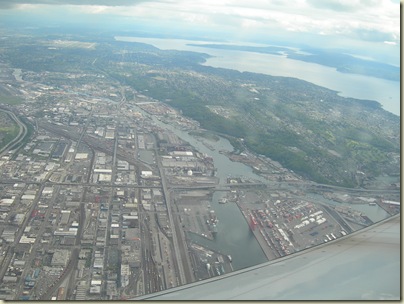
xmin=2 ymin=33 xmax=400 ymax=187
xmin=103 ymin=41 xmax=399 ymax=187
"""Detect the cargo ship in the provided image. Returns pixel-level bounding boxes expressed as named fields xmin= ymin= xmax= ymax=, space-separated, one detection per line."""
xmin=209 ymin=210 xmax=218 ymax=224
xmin=207 ymin=210 xmax=219 ymax=236
xmin=211 ymin=223 xmax=218 ymax=235
xmin=249 ymin=213 xmax=257 ymax=231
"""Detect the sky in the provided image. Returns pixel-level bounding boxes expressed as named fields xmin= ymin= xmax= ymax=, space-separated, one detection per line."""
xmin=0 ymin=0 xmax=400 ymax=64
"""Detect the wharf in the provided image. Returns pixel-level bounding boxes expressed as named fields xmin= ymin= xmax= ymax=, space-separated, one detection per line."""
xmin=236 ymin=203 xmax=278 ymax=262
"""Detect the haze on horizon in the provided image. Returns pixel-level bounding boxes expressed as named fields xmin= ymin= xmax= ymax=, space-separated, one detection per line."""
xmin=0 ymin=0 xmax=400 ymax=66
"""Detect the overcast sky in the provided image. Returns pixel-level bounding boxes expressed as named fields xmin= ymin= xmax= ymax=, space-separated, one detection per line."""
xmin=0 ymin=0 xmax=400 ymax=62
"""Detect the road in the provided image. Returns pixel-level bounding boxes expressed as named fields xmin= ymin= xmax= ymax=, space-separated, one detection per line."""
xmin=0 ymin=177 xmax=399 ymax=198
xmin=41 ymin=248 xmax=79 ymax=300
xmin=0 ymin=183 xmax=43 ymax=285
xmin=43 ymin=107 xmax=95 ymax=300
xmin=172 ymin=180 xmax=400 ymax=194
xmin=15 ymin=185 xmax=61 ymax=299
xmin=0 ymin=107 xmax=28 ymax=157
xmin=153 ymin=136 xmax=195 ymax=286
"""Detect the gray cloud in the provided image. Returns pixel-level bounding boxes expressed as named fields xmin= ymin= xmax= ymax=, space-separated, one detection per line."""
xmin=0 ymin=0 xmax=159 ymax=9
xmin=0 ymin=0 xmax=398 ymax=47
xmin=306 ymin=0 xmax=382 ymax=12
xmin=351 ymin=28 xmax=398 ymax=42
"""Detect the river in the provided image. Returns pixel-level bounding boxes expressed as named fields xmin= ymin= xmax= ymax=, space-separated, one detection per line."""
xmin=115 ymin=36 xmax=400 ymax=116
xmin=135 ymin=107 xmax=392 ymax=272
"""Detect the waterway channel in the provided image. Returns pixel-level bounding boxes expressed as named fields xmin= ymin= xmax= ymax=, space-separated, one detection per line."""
xmin=137 ymin=107 xmax=268 ymax=270
xmin=135 ymin=106 xmax=393 ymax=272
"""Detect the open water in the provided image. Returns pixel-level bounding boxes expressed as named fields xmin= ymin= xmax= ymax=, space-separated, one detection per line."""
xmin=115 ymin=36 xmax=400 ymax=116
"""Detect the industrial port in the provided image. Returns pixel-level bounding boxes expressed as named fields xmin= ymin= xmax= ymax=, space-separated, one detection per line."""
xmin=0 ymin=73 xmax=399 ymax=300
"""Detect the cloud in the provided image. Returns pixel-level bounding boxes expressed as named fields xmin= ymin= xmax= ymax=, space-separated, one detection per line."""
xmin=0 ymin=0 xmax=162 ymax=9
xmin=250 ymin=0 xmax=399 ymax=44
xmin=0 ymin=0 xmax=400 ymax=46
xmin=306 ymin=0 xmax=384 ymax=12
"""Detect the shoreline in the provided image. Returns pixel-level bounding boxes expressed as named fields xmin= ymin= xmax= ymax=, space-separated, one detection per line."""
xmin=115 ymin=35 xmax=400 ymax=116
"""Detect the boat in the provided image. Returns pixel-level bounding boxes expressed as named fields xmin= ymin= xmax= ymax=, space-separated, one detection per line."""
xmin=369 ymin=202 xmax=376 ymax=206
xmin=211 ymin=224 xmax=218 ymax=235
xmin=219 ymin=198 xmax=228 ymax=204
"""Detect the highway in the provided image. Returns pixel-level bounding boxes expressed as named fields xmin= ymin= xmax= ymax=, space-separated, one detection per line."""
xmin=2 ymin=116 xmax=399 ymax=200
xmin=0 ymin=107 xmax=28 ymax=157
xmin=0 ymin=177 xmax=399 ymax=198
xmin=0 ymin=106 xmax=395 ymax=300
xmin=153 ymin=136 xmax=195 ymax=286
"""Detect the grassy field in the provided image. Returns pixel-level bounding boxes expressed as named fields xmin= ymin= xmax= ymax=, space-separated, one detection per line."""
xmin=0 ymin=95 xmax=23 ymax=105
xmin=0 ymin=109 xmax=21 ymax=150
xmin=188 ymin=131 xmax=220 ymax=142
